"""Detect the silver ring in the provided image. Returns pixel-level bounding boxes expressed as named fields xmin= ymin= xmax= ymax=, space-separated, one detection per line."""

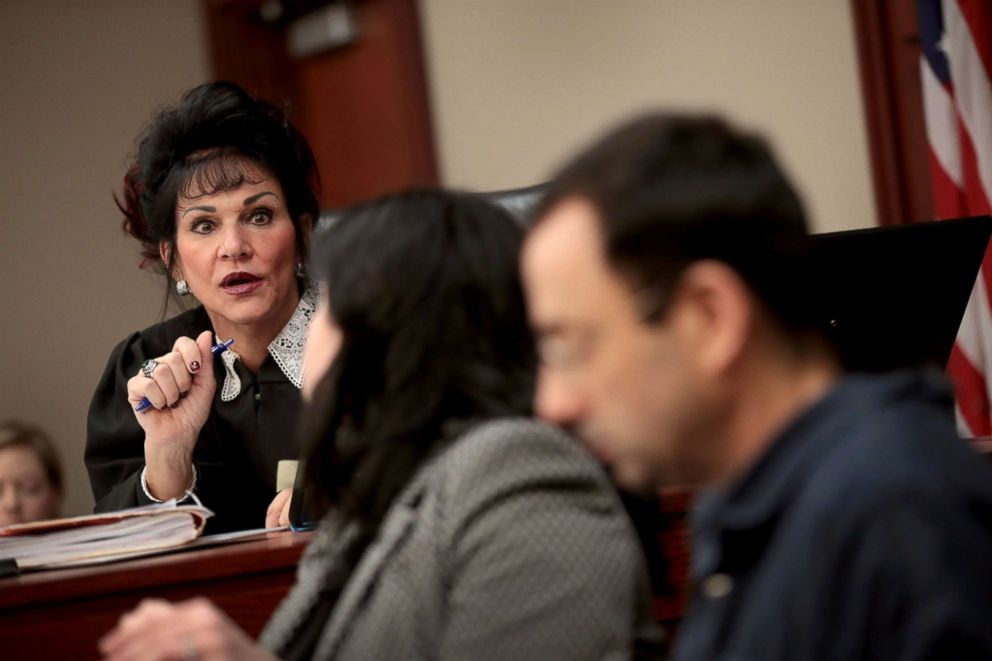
xmin=181 ymin=636 xmax=199 ymax=661
xmin=141 ymin=359 xmax=159 ymax=379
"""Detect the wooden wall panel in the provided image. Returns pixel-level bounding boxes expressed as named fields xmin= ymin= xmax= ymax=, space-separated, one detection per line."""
xmin=202 ymin=0 xmax=438 ymax=208
xmin=294 ymin=0 xmax=439 ymax=206
xmin=851 ymin=0 xmax=933 ymax=225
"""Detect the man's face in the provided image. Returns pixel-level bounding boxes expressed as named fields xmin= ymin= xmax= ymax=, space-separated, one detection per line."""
xmin=521 ymin=197 xmax=718 ymax=490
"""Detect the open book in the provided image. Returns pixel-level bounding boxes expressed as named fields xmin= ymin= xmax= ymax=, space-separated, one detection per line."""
xmin=0 ymin=501 xmax=213 ymax=571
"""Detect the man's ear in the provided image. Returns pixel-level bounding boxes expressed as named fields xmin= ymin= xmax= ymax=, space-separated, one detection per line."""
xmin=670 ymin=260 xmax=753 ymax=378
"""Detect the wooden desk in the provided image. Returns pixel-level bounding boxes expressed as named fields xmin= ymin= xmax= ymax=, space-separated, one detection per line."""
xmin=0 ymin=531 xmax=311 ymax=660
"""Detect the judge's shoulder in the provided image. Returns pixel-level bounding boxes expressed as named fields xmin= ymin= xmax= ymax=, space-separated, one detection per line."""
xmin=106 ymin=306 xmax=211 ymax=365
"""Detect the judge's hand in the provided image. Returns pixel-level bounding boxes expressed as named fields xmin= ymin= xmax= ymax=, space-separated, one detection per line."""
xmin=126 ymin=330 xmax=216 ymax=500
xmin=99 ymin=598 xmax=274 ymax=661
xmin=266 ymin=488 xmax=293 ymax=528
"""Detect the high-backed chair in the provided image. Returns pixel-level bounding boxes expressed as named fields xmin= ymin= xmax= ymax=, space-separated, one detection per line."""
xmin=316 ymin=183 xmax=548 ymax=231
xmin=478 ymin=183 xmax=547 ymax=227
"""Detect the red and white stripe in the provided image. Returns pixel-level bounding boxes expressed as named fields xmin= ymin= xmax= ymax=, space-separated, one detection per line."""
xmin=920 ymin=0 xmax=992 ymax=436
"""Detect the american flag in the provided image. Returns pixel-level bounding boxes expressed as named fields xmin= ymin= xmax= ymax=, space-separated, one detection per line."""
xmin=918 ymin=0 xmax=992 ymax=436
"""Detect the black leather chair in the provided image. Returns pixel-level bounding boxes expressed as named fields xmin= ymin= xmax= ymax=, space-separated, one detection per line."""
xmin=316 ymin=183 xmax=548 ymax=231
xmin=478 ymin=183 xmax=547 ymax=227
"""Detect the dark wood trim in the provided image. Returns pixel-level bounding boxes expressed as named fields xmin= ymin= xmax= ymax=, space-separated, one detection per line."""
xmin=850 ymin=0 xmax=933 ymax=226
xmin=0 ymin=531 xmax=311 ymax=609
xmin=202 ymin=0 xmax=297 ymax=108
xmin=201 ymin=0 xmax=439 ymax=208
xmin=389 ymin=0 xmax=440 ymax=187
xmin=0 ymin=532 xmax=312 ymax=656
xmin=852 ymin=0 xmax=902 ymax=226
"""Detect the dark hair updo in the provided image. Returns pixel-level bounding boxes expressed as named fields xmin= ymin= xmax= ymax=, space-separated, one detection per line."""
xmin=117 ymin=81 xmax=320 ymax=302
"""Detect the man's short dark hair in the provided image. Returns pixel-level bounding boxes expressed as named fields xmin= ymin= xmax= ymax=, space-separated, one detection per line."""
xmin=536 ymin=113 xmax=818 ymax=333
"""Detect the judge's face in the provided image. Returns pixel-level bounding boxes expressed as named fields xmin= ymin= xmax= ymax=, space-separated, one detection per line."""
xmin=522 ymin=197 xmax=717 ymax=490
xmin=301 ymin=293 xmax=343 ymax=402
xmin=0 ymin=446 xmax=60 ymax=526
xmin=168 ymin=161 xmax=301 ymax=340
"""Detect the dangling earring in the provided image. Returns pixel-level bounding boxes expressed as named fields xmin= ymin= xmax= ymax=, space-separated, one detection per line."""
xmin=176 ymin=279 xmax=191 ymax=296
xmin=296 ymin=261 xmax=306 ymax=279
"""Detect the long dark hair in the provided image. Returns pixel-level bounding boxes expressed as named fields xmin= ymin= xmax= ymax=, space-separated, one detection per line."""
xmin=300 ymin=189 xmax=536 ymax=537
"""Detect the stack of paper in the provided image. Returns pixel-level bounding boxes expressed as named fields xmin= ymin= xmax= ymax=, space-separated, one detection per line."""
xmin=0 ymin=502 xmax=213 ymax=571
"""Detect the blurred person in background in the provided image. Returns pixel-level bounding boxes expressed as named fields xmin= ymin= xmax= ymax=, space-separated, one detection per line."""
xmin=0 ymin=420 xmax=63 ymax=526
xmin=100 ymin=189 xmax=662 ymax=661
xmin=86 ymin=82 xmax=321 ymax=533
xmin=523 ymin=113 xmax=992 ymax=660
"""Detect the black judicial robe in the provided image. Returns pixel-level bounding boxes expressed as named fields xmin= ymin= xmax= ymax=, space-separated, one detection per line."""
xmin=85 ymin=306 xmax=303 ymax=534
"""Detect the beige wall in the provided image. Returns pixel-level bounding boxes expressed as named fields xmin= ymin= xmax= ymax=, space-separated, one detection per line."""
xmin=0 ymin=0 xmax=210 ymax=515
xmin=419 ymin=0 xmax=876 ymax=233
xmin=1 ymin=0 xmax=875 ymax=518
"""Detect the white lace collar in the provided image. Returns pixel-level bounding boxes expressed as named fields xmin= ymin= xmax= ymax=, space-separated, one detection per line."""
xmin=217 ymin=284 xmax=318 ymax=402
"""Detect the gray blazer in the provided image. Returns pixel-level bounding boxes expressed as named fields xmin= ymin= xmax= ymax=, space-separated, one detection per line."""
xmin=259 ymin=418 xmax=661 ymax=660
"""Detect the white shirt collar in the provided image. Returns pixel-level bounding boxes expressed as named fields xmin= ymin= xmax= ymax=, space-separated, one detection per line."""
xmin=217 ymin=284 xmax=318 ymax=402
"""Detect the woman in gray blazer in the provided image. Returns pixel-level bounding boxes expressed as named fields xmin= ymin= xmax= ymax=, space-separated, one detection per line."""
xmin=100 ymin=190 xmax=662 ymax=660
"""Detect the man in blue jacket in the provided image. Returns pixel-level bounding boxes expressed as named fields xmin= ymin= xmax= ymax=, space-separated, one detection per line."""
xmin=522 ymin=113 xmax=992 ymax=660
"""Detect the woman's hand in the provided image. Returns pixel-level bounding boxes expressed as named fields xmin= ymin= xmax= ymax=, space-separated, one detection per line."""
xmin=99 ymin=597 xmax=274 ymax=661
xmin=265 ymin=488 xmax=293 ymax=528
xmin=126 ymin=330 xmax=216 ymax=500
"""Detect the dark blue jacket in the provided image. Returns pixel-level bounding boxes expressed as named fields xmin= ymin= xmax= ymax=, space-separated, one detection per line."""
xmin=675 ymin=371 xmax=992 ymax=660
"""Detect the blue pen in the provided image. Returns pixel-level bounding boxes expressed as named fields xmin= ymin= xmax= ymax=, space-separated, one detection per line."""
xmin=135 ymin=338 xmax=235 ymax=413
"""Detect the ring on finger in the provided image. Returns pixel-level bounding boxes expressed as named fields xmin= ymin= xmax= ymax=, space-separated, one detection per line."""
xmin=141 ymin=359 xmax=159 ymax=379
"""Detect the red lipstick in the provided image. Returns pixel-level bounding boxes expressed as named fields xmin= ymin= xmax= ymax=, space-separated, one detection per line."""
xmin=220 ymin=271 xmax=262 ymax=295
